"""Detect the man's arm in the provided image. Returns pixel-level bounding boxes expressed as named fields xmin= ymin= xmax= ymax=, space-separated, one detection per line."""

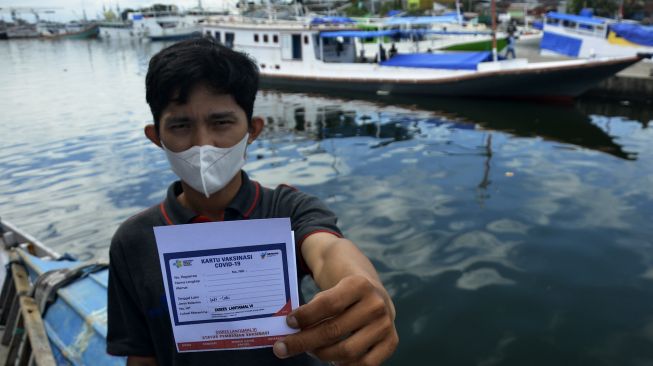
xmin=127 ymin=356 xmax=158 ymax=366
xmin=273 ymin=232 xmax=398 ymax=365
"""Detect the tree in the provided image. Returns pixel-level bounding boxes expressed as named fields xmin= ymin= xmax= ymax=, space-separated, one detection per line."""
xmin=121 ymin=8 xmax=135 ymax=21
xmin=568 ymin=0 xmax=618 ymax=17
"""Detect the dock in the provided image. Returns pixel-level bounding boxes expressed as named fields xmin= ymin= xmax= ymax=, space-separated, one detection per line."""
xmin=586 ymin=61 xmax=653 ymax=102
xmin=518 ymin=43 xmax=653 ymax=102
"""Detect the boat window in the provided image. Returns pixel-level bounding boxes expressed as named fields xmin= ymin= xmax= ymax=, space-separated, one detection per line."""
xmin=273 ymin=34 xmax=279 ymax=43
xmin=205 ymin=30 xmax=211 ymax=37
xmin=157 ymin=21 xmax=177 ymax=29
xmin=304 ymin=35 xmax=309 ymax=44
xmin=546 ymin=18 xmax=559 ymax=25
xmin=280 ymin=34 xmax=302 ymax=60
xmin=254 ymin=34 xmax=259 ymax=42
xmin=264 ymin=34 xmax=269 ymax=43
xmin=215 ymin=31 xmax=221 ymax=43
xmin=225 ymin=32 xmax=235 ymax=49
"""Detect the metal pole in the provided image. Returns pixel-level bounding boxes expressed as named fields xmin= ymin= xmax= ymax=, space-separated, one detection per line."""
xmin=491 ymin=0 xmax=497 ymax=61
xmin=320 ymin=34 xmax=324 ymax=61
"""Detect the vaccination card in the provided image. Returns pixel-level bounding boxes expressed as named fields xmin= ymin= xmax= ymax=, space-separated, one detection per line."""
xmin=153 ymin=218 xmax=300 ymax=352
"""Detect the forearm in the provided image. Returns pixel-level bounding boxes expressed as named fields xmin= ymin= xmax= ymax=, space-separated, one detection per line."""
xmin=277 ymin=234 xmax=399 ymax=363
xmin=303 ymin=234 xmax=395 ymax=318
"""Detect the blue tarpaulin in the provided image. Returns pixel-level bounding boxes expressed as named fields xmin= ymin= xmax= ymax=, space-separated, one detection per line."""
xmin=320 ymin=29 xmax=489 ymax=39
xmin=310 ymin=16 xmax=356 ymax=25
xmin=380 ymin=52 xmax=492 ymax=70
xmin=540 ymin=31 xmax=582 ymax=57
xmin=383 ymin=15 xmax=459 ymax=26
xmin=610 ymin=23 xmax=653 ymax=46
xmin=320 ymin=30 xmax=399 ymax=38
xmin=546 ymin=12 xmax=605 ymax=26
xmin=402 ymin=29 xmax=491 ymax=36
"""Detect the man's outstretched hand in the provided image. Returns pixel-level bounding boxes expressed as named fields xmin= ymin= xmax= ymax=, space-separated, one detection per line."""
xmin=273 ymin=275 xmax=398 ymax=366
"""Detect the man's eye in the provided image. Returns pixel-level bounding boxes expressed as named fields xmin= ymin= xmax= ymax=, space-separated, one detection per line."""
xmin=170 ymin=124 xmax=189 ymax=130
xmin=212 ymin=120 xmax=232 ymax=126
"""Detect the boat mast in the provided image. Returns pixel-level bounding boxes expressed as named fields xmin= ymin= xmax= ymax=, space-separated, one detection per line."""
xmin=491 ymin=0 xmax=497 ymax=61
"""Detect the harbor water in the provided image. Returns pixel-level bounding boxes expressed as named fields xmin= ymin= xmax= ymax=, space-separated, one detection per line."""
xmin=1 ymin=39 xmax=653 ymax=365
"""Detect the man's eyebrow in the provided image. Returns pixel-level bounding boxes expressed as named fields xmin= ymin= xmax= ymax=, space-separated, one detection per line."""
xmin=207 ymin=111 xmax=238 ymax=119
xmin=165 ymin=116 xmax=192 ymax=124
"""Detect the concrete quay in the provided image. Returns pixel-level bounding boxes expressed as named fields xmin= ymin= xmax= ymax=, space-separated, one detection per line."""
xmin=518 ymin=44 xmax=653 ymax=102
xmin=586 ymin=61 xmax=653 ymax=102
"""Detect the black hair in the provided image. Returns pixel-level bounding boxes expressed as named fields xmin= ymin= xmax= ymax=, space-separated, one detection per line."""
xmin=145 ymin=37 xmax=259 ymax=129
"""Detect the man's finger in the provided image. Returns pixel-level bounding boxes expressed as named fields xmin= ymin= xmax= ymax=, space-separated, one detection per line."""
xmin=340 ymin=332 xmax=399 ymax=366
xmin=288 ymin=276 xmax=372 ymax=329
xmin=312 ymin=312 xmax=391 ymax=362
xmin=274 ymin=287 xmax=387 ymax=358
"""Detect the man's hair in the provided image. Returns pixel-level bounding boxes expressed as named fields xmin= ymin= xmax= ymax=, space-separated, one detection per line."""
xmin=145 ymin=37 xmax=259 ymax=129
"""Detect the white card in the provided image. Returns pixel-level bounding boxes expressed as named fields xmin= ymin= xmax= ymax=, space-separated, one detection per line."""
xmin=153 ymin=218 xmax=299 ymax=352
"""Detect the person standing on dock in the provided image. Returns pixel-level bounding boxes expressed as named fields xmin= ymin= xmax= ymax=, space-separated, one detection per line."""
xmin=106 ymin=38 xmax=398 ymax=366
xmin=505 ymin=19 xmax=518 ymax=59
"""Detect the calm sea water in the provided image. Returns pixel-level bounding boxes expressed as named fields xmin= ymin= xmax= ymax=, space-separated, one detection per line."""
xmin=2 ymin=39 xmax=653 ymax=366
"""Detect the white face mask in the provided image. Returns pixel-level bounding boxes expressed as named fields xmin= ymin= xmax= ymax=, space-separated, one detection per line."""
xmin=162 ymin=134 xmax=249 ymax=198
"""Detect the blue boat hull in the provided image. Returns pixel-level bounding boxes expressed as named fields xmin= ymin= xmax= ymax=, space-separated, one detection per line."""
xmin=20 ymin=252 xmax=124 ymax=365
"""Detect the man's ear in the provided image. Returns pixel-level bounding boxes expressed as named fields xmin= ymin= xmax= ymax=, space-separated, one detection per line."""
xmin=247 ymin=117 xmax=265 ymax=144
xmin=145 ymin=124 xmax=162 ymax=148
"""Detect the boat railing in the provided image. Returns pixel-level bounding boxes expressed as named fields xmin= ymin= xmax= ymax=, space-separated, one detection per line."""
xmin=0 ymin=218 xmax=59 ymax=260
xmin=0 ymin=223 xmax=57 ymax=365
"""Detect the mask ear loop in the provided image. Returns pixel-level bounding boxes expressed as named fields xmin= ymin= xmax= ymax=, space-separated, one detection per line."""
xmin=199 ymin=147 xmax=210 ymax=198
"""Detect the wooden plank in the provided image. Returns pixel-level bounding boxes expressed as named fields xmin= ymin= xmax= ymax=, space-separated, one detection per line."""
xmin=18 ymin=296 xmax=55 ymax=366
xmin=11 ymin=262 xmax=31 ymax=296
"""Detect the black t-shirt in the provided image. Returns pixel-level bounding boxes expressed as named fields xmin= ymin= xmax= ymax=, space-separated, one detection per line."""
xmin=107 ymin=171 xmax=342 ymax=365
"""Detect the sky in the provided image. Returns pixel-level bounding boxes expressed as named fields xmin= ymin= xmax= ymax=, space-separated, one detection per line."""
xmin=0 ymin=0 xmax=237 ymax=22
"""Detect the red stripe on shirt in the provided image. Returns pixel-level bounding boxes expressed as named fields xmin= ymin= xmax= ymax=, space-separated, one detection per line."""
xmin=159 ymin=202 xmax=173 ymax=225
xmin=243 ymin=181 xmax=260 ymax=218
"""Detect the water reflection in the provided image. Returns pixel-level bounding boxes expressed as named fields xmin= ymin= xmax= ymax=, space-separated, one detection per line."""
xmin=260 ymin=89 xmax=637 ymax=160
xmin=2 ymin=40 xmax=653 ymax=366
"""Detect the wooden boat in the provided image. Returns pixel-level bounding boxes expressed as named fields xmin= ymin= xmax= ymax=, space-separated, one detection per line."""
xmin=0 ymin=218 xmax=123 ymax=365
xmin=202 ymin=17 xmax=649 ymax=100
xmin=41 ymin=24 xmax=99 ymax=40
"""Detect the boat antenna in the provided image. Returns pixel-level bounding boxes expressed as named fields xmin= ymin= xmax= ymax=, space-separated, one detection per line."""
xmin=266 ymin=0 xmax=272 ymax=21
xmin=491 ymin=0 xmax=497 ymax=61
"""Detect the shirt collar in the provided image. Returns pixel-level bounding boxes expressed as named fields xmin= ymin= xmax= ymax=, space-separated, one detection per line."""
xmin=161 ymin=171 xmax=260 ymax=225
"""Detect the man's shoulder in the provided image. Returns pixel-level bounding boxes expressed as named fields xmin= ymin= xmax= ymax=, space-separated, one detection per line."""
xmin=266 ymin=183 xmax=317 ymax=206
xmin=111 ymin=204 xmax=162 ymax=250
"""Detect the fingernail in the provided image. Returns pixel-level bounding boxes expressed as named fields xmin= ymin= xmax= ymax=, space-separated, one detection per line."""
xmin=273 ymin=341 xmax=288 ymax=358
xmin=286 ymin=315 xmax=298 ymax=328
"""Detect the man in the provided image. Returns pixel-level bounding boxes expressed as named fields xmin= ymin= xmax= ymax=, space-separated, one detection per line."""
xmin=505 ymin=20 xmax=518 ymax=59
xmin=107 ymin=37 xmax=398 ymax=366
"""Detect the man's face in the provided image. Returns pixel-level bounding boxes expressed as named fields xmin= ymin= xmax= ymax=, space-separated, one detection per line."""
xmin=158 ymin=84 xmax=250 ymax=153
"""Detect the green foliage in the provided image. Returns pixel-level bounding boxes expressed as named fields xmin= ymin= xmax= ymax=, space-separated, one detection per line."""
xmin=568 ymin=0 xmax=618 ymax=17
xmin=103 ymin=9 xmax=117 ymax=21
xmin=379 ymin=0 xmax=402 ymax=16
xmin=344 ymin=1 xmax=369 ymax=16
